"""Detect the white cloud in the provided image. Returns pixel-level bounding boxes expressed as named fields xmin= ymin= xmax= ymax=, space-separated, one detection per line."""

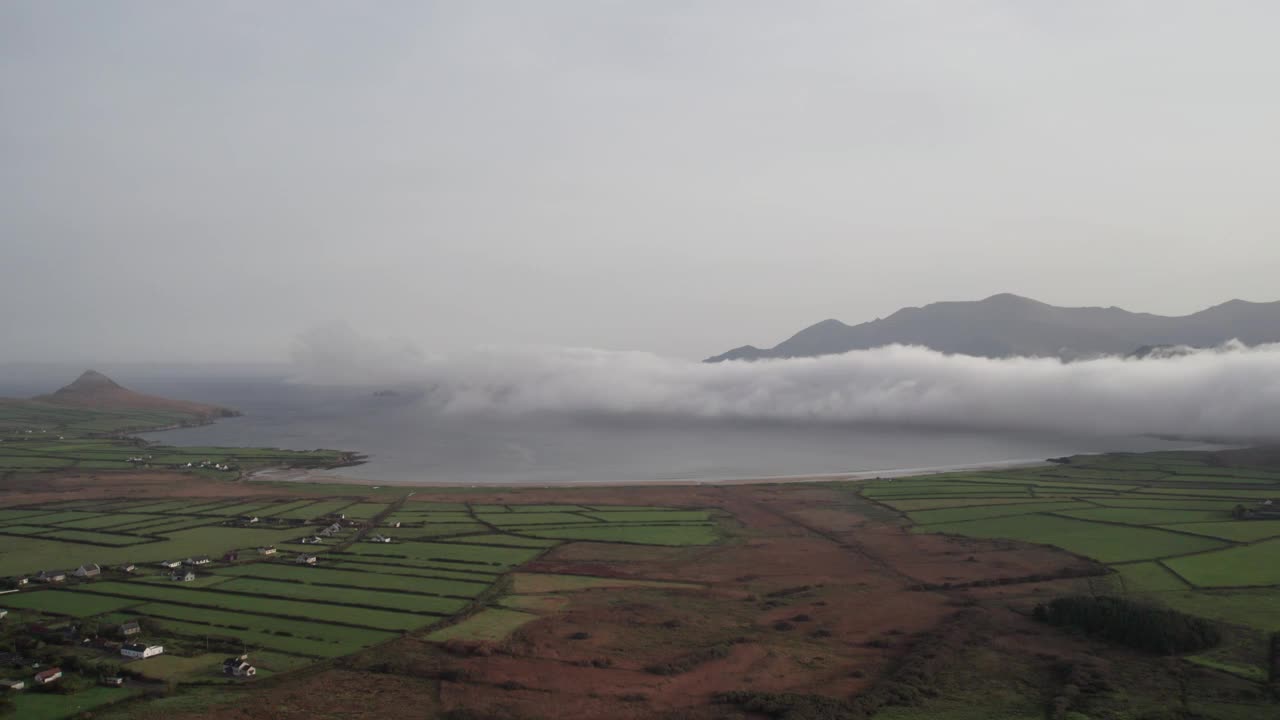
xmin=289 ymin=332 xmax=1280 ymax=439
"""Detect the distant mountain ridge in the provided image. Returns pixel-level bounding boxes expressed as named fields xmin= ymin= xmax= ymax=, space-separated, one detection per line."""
xmin=705 ymin=294 xmax=1280 ymax=362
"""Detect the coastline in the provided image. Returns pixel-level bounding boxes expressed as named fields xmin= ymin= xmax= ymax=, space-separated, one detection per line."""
xmin=245 ymin=455 xmax=1054 ymax=488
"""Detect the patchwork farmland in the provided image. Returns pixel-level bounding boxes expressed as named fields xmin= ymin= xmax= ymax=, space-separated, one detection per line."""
xmin=0 ymin=492 xmax=723 ymax=696
xmin=861 ymin=450 xmax=1280 ymax=683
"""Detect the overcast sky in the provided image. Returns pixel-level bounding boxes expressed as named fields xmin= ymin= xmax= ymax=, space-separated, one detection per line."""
xmin=4 ymin=1 xmax=1280 ymax=365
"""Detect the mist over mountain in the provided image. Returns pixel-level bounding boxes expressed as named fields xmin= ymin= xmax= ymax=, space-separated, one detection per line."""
xmin=706 ymin=294 xmax=1280 ymax=362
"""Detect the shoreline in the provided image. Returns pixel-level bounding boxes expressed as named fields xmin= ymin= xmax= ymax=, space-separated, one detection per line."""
xmin=246 ymin=455 xmax=1055 ymax=488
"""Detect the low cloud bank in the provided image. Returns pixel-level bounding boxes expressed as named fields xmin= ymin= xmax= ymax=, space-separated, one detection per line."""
xmin=289 ymin=330 xmax=1280 ymax=439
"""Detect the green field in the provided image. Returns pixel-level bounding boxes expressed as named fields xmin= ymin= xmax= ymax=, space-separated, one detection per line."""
xmin=72 ymin=581 xmax=429 ymax=631
xmin=8 ymin=686 xmax=141 ymax=720
xmin=906 ymin=501 xmax=1088 ymax=525
xmin=921 ymin=510 xmax=1226 ymax=562
xmin=1165 ymin=540 xmax=1280 ymax=588
xmin=324 ymin=558 xmax=501 ymax=582
xmin=151 ymin=616 xmax=381 ymax=658
xmin=518 ymin=524 xmax=720 ymax=546
xmin=871 ymin=450 xmax=1280 ymax=644
xmin=135 ymin=602 xmax=395 ymax=649
xmin=425 ymin=608 xmax=537 ymax=642
xmin=476 ymin=512 xmax=593 ymax=526
xmin=1054 ymin=507 xmax=1231 ymax=525
xmin=1114 ymin=561 xmax=1191 ymax=593
xmin=1 ymin=588 xmax=141 ymax=616
xmin=210 ymin=562 xmax=490 ymax=597
xmin=213 ymin=577 xmax=469 ymax=614
xmin=339 ymin=541 xmax=543 ymax=568
xmin=1159 ymin=521 xmax=1280 ymax=542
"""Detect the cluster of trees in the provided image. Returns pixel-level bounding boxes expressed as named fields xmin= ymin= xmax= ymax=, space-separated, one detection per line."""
xmin=1033 ymin=596 xmax=1221 ymax=655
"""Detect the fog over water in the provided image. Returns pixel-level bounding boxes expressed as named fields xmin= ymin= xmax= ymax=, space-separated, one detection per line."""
xmin=136 ymin=378 xmax=1205 ymax=485
xmin=119 ymin=337 xmax=1276 ymax=484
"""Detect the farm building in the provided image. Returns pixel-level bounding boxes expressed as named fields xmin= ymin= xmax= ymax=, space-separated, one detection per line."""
xmin=171 ymin=570 xmax=197 ymax=582
xmin=121 ymin=643 xmax=164 ymax=659
xmin=102 ymin=676 xmax=124 ymax=687
xmin=13 ymin=577 xmax=27 ymax=586
xmin=296 ymin=553 xmax=318 ymax=565
xmin=158 ymin=560 xmax=181 ymax=569
xmin=257 ymin=546 xmax=277 ymax=556
xmin=368 ymin=533 xmax=392 ymax=543
xmin=119 ymin=620 xmax=141 ymax=637
xmin=185 ymin=556 xmax=210 ymax=566
xmin=0 ymin=678 xmax=23 ymax=690
xmin=223 ymin=655 xmax=257 ymax=677
xmin=222 ymin=551 xmax=239 ymax=562
xmin=299 ymin=536 xmax=323 ymax=545
xmin=35 ymin=570 xmax=66 ymax=583
xmin=0 ymin=610 xmax=7 ymax=620
xmin=240 ymin=516 xmax=260 ymax=524
xmin=74 ymin=563 xmax=101 ymax=578
xmin=120 ymin=563 xmax=136 ymax=573
xmin=33 ymin=667 xmax=62 ymax=685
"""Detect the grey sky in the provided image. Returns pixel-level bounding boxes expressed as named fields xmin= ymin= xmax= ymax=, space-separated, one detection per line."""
xmin=4 ymin=1 xmax=1280 ymax=364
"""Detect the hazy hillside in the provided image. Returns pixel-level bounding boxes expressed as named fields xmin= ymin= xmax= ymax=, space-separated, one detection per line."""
xmin=29 ymin=369 xmax=236 ymax=418
xmin=706 ymin=294 xmax=1280 ymax=362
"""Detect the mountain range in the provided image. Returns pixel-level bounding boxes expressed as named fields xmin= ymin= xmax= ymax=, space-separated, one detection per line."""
xmin=705 ymin=294 xmax=1280 ymax=362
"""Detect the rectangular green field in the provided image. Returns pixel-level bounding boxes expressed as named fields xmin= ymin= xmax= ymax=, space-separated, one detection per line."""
xmin=9 ymin=686 xmax=141 ymax=720
xmin=1114 ymin=561 xmax=1191 ymax=592
xmin=1 ymin=589 xmax=141 ymax=616
xmin=274 ymin=499 xmax=357 ymax=520
xmin=1160 ymin=521 xmax=1280 ymax=543
xmin=0 ymin=523 xmax=307 ymax=577
xmin=518 ymin=524 xmax=719 ymax=546
xmin=1165 ymin=540 xmax=1280 ymax=587
xmin=324 ymin=558 xmax=500 ymax=582
xmin=210 ymin=562 xmax=490 ymax=597
xmin=478 ymin=512 xmax=598 ymax=526
xmin=257 ymin=500 xmax=321 ymax=517
xmin=341 ymin=502 xmax=394 ymax=519
xmin=441 ymin=534 xmax=561 ymax=548
xmin=38 ymin=528 xmax=150 ymax=546
xmin=213 ymin=577 xmax=469 ymax=614
xmin=1086 ymin=498 xmax=1247 ymax=510
xmin=906 ymin=502 xmax=1089 ymax=525
xmin=918 ymin=514 xmax=1226 ymax=563
xmin=126 ymin=499 xmax=212 ymax=514
xmin=73 ymin=581 xmax=431 ymax=630
xmin=384 ymin=513 xmax=477 ymax=525
xmin=341 ymin=541 xmax=542 ymax=568
xmin=426 ymin=608 xmax=536 ymax=642
xmin=135 ymin=601 xmax=395 ymax=648
xmin=506 ymin=504 xmax=591 ymax=513
xmin=198 ymin=500 xmax=282 ymax=517
xmin=151 ymin=616 xmax=381 ymax=658
xmin=584 ymin=510 xmax=711 ymax=523
xmin=875 ymin=497 xmax=1055 ymax=511
xmin=1154 ymin=589 xmax=1280 ymax=632
xmin=11 ymin=510 xmax=104 ymax=525
xmin=111 ymin=516 xmax=213 ymax=533
xmin=1054 ymin=507 xmax=1230 ymax=525
xmin=401 ymin=501 xmax=470 ymax=511
xmin=0 ymin=508 xmax=61 ymax=521
xmin=0 ymin=524 xmax=54 ymax=535
xmin=382 ymin=523 xmax=490 ymax=539
xmin=53 ymin=513 xmax=159 ymax=530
